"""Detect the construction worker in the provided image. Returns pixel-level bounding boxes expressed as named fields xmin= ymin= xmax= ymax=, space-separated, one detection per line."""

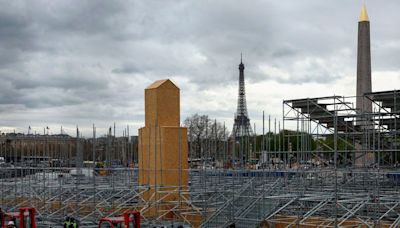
xmin=70 ymin=217 xmax=78 ymax=228
xmin=63 ymin=216 xmax=71 ymax=228
xmin=7 ymin=220 xmax=16 ymax=228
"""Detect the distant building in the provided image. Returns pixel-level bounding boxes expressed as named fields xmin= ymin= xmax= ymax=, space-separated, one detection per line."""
xmin=0 ymin=133 xmax=138 ymax=167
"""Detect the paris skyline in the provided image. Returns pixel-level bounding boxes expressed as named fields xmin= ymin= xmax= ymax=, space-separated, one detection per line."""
xmin=0 ymin=0 xmax=399 ymax=136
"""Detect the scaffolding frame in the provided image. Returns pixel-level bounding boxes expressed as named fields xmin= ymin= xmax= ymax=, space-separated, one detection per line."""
xmin=0 ymin=90 xmax=399 ymax=227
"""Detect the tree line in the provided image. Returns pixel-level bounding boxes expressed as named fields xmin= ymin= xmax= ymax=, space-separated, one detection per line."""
xmin=184 ymin=113 xmax=355 ymax=164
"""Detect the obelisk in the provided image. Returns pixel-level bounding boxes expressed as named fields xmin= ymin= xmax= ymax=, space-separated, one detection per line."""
xmin=355 ymin=4 xmax=374 ymax=167
xmin=356 ymin=4 xmax=372 ymax=113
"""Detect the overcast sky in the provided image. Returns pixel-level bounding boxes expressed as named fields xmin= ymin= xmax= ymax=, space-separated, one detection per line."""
xmin=0 ymin=0 xmax=399 ymax=137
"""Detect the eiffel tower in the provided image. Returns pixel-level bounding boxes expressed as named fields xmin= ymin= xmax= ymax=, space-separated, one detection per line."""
xmin=231 ymin=55 xmax=253 ymax=138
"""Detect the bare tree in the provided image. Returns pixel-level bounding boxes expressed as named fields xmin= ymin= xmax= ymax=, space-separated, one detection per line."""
xmin=184 ymin=114 xmax=229 ymax=160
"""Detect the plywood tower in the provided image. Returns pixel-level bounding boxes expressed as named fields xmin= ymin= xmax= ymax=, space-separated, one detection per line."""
xmin=138 ymin=79 xmax=189 ymax=217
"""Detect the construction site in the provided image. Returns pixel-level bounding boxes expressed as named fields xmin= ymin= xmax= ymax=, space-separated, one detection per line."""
xmin=1 ymin=4 xmax=400 ymax=228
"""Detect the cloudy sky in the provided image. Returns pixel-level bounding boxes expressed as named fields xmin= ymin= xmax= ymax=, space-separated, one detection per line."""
xmin=0 ymin=0 xmax=399 ymax=137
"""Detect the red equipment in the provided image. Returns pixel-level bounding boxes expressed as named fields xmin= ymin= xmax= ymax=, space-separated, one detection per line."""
xmin=98 ymin=211 xmax=140 ymax=228
xmin=0 ymin=207 xmax=36 ymax=228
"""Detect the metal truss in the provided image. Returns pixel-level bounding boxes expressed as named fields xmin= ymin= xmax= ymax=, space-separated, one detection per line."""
xmin=2 ymin=167 xmax=400 ymax=227
xmin=1 ymin=90 xmax=399 ymax=227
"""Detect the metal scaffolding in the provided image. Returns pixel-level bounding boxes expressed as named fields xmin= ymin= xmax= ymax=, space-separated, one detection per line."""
xmin=1 ymin=90 xmax=399 ymax=227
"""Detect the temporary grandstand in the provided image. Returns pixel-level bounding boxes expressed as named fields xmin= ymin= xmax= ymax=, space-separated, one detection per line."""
xmin=1 ymin=91 xmax=399 ymax=227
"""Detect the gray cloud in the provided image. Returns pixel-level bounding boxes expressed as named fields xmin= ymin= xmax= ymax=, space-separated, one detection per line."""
xmin=0 ymin=0 xmax=399 ymax=136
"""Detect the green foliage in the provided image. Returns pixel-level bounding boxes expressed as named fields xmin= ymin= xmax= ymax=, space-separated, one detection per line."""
xmin=253 ymin=129 xmax=316 ymax=152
